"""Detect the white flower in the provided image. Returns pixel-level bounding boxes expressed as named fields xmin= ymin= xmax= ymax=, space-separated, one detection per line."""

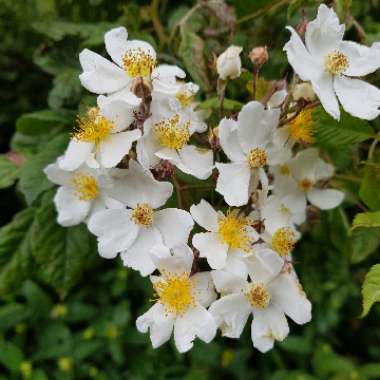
xmin=293 ymin=82 xmax=316 ymax=102
xmin=79 ymin=27 xmax=157 ymax=95
xmin=215 ymin=101 xmax=290 ymax=206
xmin=284 ymin=4 xmax=380 ymax=120
xmin=136 ymin=110 xmax=213 ymax=180
xmin=136 ymin=244 xmax=217 ymax=353
xmin=44 ymin=162 xmax=124 ymax=227
xmin=87 ymin=160 xmax=194 ymax=276
xmin=58 ymin=94 xmax=141 ymax=171
xmin=272 ymin=148 xmax=344 ymax=211
xmin=190 ymin=199 xmax=259 ymax=276
xmin=209 ymin=247 xmax=311 ymax=352
xmin=216 ymin=46 xmax=243 ymax=80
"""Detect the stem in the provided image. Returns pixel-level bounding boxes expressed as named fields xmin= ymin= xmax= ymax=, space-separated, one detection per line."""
xmin=334 ymin=174 xmax=362 ymax=183
xmin=368 ymin=132 xmax=380 ymax=162
xmin=169 ymin=3 xmax=202 ymax=42
xmin=151 ymin=0 xmax=168 ymax=47
xmin=252 ymin=66 xmax=259 ymax=100
xmin=172 ymin=175 xmax=183 ymax=209
xmin=218 ymin=78 xmax=227 ymax=118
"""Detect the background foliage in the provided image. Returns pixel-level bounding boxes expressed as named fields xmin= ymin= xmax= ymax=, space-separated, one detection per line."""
xmin=1 ymin=0 xmax=380 ymax=379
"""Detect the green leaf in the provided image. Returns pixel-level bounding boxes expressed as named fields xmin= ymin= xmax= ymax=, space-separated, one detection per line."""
xmin=352 ymin=211 xmax=380 ymax=229
xmin=198 ymin=97 xmax=243 ymax=111
xmin=0 ymin=303 xmax=28 ymax=331
xmin=350 ymin=228 xmax=380 ymax=263
xmin=359 ymin=165 xmax=380 ymax=210
xmin=0 ymin=155 xmax=20 ymax=189
xmin=18 ymin=133 xmax=69 ymax=205
xmin=0 ymin=341 xmax=24 ymax=372
xmin=178 ymin=32 xmax=210 ymax=91
xmin=361 ymin=264 xmax=380 ymax=317
xmin=16 ymin=109 xmax=74 ymax=136
xmin=314 ymin=107 xmax=374 ymax=147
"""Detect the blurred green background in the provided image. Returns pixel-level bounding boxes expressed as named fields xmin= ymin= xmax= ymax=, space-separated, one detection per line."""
xmin=1 ymin=0 xmax=380 ymax=379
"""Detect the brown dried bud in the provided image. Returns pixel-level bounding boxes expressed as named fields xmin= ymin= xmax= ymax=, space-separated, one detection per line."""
xmin=248 ymin=46 xmax=269 ymax=67
xmin=151 ymin=159 xmax=175 ymax=180
xmin=208 ymin=127 xmax=220 ymax=150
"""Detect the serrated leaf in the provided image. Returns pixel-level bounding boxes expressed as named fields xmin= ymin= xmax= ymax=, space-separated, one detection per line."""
xmin=314 ymin=107 xmax=374 ymax=147
xmin=361 ymin=264 xmax=380 ymax=317
xmin=352 ymin=211 xmax=380 ymax=229
xmin=18 ymin=133 xmax=69 ymax=205
xmin=350 ymin=228 xmax=380 ymax=263
xmin=0 ymin=155 xmax=20 ymax=189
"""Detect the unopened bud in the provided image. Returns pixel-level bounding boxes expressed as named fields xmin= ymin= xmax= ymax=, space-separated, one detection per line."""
xmin=249 ymin=46 xmax=269 ymax=67
xmin=293 ymin=83 xmax=316 ymax=102
xmin=216 ymin=45 xmax=243 ymax=80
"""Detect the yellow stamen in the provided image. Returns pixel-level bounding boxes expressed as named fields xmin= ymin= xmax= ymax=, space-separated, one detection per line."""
xmin=246 ymin=284 xmax=271 ymax=308
xmin=298 ymin=178 xmax=313 ymax=192
xmin=154 ymin=273 xmax=195 ymax=316
xmin=217 ymin=211 xmax=253 ymax=252
xmin=176 ymin=90 xmax=194 ymax=109
xmin=154 ymin=115 xmax=190 ymax=150
xmin=122 ymin=48 xmax=156 ymax=77
xmin=131 ymin=203 xmax=153 ymax=227
xmin=271 ymin=227 xmax=296 ymax=256
xmin=70 ymin=174 xmax=98 ymax=201
xmin=324 ymin=50 xmax=349 ymax=75
xmin=288 ymin=109 xmax=314 ymax=144
xmin=247 ymin=148 xmax=267 ymax=169
xmin=73 ymin=107 xmax=113 ymax=146
xmin=279 ymin=164 xmax=290 ymax=176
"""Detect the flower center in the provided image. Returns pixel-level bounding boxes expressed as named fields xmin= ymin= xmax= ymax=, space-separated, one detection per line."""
xmin=324 ymin=50 xmax=349 ymax=75
xmin=154 ymin=273 xmax=195 ymax=316
xmin=73 ymin=107 xmax=113 ymax=146
xmin=279 ymin=164 xmax=291 ymax=176
xmin=175 ymin=90 xmax=194 ymax=109
xmin=288 ymin=109 xmax=314 ymax=144
xmin=122 ymin=48 xmax=156 ymax=77
xmin=217 ymin=211 xmax=253 ymax=252
xmin=131 ymin=203 xmax=153 ymax=227
xmin=70 ymin=174 xmax=99 ymax=201
xmin=298 ymin=178 xmax=313 ymax=192
xmin=154 ymin=115 xmax=190 ymax=150
xmin=247 ymin=148 xmax=267 ymax=169
xmin=271 ymin=227 xmax=296 ymax=256
xmin=246 ymin=284 xmax=271 ymax=308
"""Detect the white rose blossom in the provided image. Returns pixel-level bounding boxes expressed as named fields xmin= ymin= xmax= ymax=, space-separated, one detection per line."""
xmin=216 ymin=45 xmax=243 ymax=80
xmin=136 ymin=243 xmax=217 ymax=353
xmin=87 ymin=160 xmax=194 ymax=276
xmin=284 ymin=4 xmax=380 ymax=120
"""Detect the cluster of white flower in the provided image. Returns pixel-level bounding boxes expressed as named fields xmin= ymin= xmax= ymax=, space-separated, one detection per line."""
xmin=44 ymin=4 xmax=380 ymax=353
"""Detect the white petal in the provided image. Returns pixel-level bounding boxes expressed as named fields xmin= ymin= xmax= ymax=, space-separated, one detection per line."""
xmin=267 ymin=89 xmax=288 ymax=109
xmin=215 ymin=162 xmax=251 ymax=207
xmin=125 ymin=40 xmax=157 ymax=63
xmin=136 ymin=127 xmax=161 ymax=169
xmin=121 ymin=227 xmax=161 ymax=276
xmin=44 ymin=162 xmax=72 ymax=186
xmin=153 ymin=208 xmax=194 ymax=248
xmin=211 ymin=270 xmax=248 ymax=294
xmin=104 ymin=27 xmax=129 ymax=67
xmin=218 ymin=118 xmax=245 ymax=162
xmin=245 ymin=244 xmax=284 ymax=284
xmin=283 ymin=26 xmax=323 ymax=82
xmin=288 ymin=147 xmax=321 ymax=183
xmin=54 ymin=187 xmax=91 ymax=226
xmin=237 ymin=101 xmax=280 ymax=152
xmin=79 ymin=49 xmax=129 ymax=94
xmin=87 ymin=209 xmax=139 ymax=258
xmin=311 ymin=71 xmax=340 ymax=120
xmin=108 ymin=160 xmax=173 ymax=208
xmin=209 ymin=293 xmax=251 ymax=338
xmin=136 ymin=303 xmax=174 ymax=348
xmin=190 ymin=199 xmax=219 ymax=232
xmin=305 ymin=4 xmax=344 ymax=60
xmin=261 ymin=195 xmax=293 ymax=235
xmin=270 ymin=273 xmax=312 ymax=325
xmin=192 ymin=232 xmax=228 ymax=270
xmin=339 ymin=41 xmax=380 ymax=77
xmin=58 ymin=140 xmax=93 ymax=171
xmin=151 ymin=64 xmax=186 ymax=84
xmin=224 ymin=251 xmax=249 ymax=279
xmin=334 ymin=76 xmax=380 ymax=120
xmin=251 ymin=304 xmax=289 ymax=353
xmin=98 ymin=130 xmax=141 ymax=168
xmin=191 ymin=272 xmax=217 ymax=308
xmin=307 ymin=188 xmax=344 ymax=210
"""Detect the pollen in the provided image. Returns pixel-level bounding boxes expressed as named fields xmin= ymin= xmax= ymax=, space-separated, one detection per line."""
xmin=247 ymin=148 xmax=267 ymax=169
xmin=288 ymin=109 xmax=314 ymax=144
xmin=73 ymin=107 xmax=113 ymax=146
xmin=176 ymin=90 xmax=194 ymax=109
xmin=324 ymin=50 xmax=349 ymax=75
xmin=279 ymin=164 xmax=290 ymax=176
xmin=154 ymin=273 xmax=195 ymax=316
xmin=217 ymin=211 xmax=253 ymax=252
xmin=154 ymin=115 xmax=190 ymax=150
xmin=70 ymin=174 xmax=99 ymax=201
xmin=246 ymin=284 xmax=271 ymax=309
xmin=122 ymin=48 xmax=156 ymax=77
xmin=271 ymin=227 xmax=296 ymax=256
xmin=131 ymin=203 xmax=153 ymax=227
xmin=298 ymin=178 xmax=313 ymax=192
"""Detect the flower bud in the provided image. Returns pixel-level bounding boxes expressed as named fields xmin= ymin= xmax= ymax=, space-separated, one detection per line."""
xmin=293 ymin=83 xmax=316 ymax=102
xmin=216 ymin=45 xmax=243 ymax=80
xmin=249 ymin=46 xmax=269 ymax=67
